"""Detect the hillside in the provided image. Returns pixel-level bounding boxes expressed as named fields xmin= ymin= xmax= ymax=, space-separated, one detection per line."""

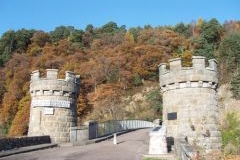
xmin=0 ymin=19 xmax=240 ymax=138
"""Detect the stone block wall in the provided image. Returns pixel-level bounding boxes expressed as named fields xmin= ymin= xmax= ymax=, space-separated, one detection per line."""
xmin=28 ymin=107 xmax=76 ymax=142
xmin=0 ymin=136 xmax=51 ymax=151
xmin=159 ymin=56 xmax=221 ymax=152
xmin=70 ymin=126 xmax=89 ymax=142
xmin=28 ymin=69 xmax=80 ymax=143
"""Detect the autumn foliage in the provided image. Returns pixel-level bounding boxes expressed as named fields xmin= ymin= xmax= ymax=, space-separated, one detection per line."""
xmin=0 ymin=19 xmax=240 ymax=137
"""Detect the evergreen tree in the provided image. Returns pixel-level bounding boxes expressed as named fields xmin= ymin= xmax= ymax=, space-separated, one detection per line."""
xmin=218 ymin=32 xmax=240 ymax=83
xmin=231 ymin=70 xmax=240 ymax=99
xmin=14 ymin=29 xmax=35 ymax=53
xmin=50 ymin=26 xmax=74 ymax=42
xmin=146 ymin=89 xmax=162 ymax=115
xmin=174 ymin=22 xmax=190 ymax=37
xmin=201 ymin=18 xmax=222 ymax=44
xmin=0 ymin=30 xmax=16 ymax=66
xmin=192 ymin=37 xmax=215 ymax=59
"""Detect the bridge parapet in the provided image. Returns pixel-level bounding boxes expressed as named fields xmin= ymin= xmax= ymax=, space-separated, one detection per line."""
xmin=70 ymin=119 xmax=158 ymax=142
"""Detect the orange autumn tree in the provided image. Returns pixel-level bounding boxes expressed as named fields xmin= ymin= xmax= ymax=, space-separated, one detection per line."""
xmin=87 ymin=83 xmax=124 ymax=121
xmin=1 ymin=20 xmax=232 ymax=136
xmin=8 ymin=95 xmax=30 ymax=136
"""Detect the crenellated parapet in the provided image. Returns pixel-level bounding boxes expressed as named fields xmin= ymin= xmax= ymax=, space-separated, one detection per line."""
xmin=30 ymin=69 xmax=80 ymax=99
xmin=28 ymin=69 xmax=80 ymax=142
xmin=159 ymin=56 xmax=218 ymax=92
xmin=159 ymin=56 xmax=221 ymax=153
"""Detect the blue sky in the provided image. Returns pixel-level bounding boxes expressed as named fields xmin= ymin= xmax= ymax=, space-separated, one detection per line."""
xmin=1 ymin=0 xmax=240 ymax=36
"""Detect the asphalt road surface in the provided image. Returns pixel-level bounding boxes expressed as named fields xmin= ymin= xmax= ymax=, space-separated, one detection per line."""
xmin=0 ymin=128 xmax=151 ymax=160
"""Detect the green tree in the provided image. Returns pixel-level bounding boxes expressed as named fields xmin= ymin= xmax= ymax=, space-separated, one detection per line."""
xmin=50 ymin=26 xmax=74 ymax=42
xmin=0 ymin=30 xmax=16 ymax=65
xmin=201 ymin=18 xmax=222 ymax=44
xmin=85 ymin=24 xmax=94 ymax=33
xmin=219 ymin=32 xmax=240 ymax=71
xmin=0 ymin=52 xmax=10 ymax=66
xmin=192 ymin=19 xmax=223 ymax=59
xmin=174 ymin=22 xmax=190 ymax=37
xmin=192 ymin=37 xmax=215 ymax=59
xmin=230 ymin=70 xmax=240 ymax=99
xmin=146 ymin=89 xmax=162 ymax=115
xmin=144 ymin=24 xmax=152 ymax=30
xmin=14 ymin=29 xmax=35 ymax=53
xmin=69 ymin=29 xmax=84 ymax=43
xmin=218 ymin=32 xmax=240 ymax=83
xmin=99 ymin=21 xmax=118 ymax=33
xmin=0 ymin=30 xmax=16 ymax=54
xmin=119 ymin=25 xmax=126 ymax=32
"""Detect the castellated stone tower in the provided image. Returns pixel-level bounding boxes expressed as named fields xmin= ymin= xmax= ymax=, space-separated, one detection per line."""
xmin=28 ymin=69 xmax=80 ymax=143
xmin=159 ymin=56 xmax=221 ymax=152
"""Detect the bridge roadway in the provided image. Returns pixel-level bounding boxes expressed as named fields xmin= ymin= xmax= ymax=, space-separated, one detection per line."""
xmin=0 ymin=128 xmax=151 ymax=160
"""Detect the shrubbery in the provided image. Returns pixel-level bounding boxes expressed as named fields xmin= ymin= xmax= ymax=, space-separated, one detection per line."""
xmin=221 ymin=112 xmax=240 ymax=155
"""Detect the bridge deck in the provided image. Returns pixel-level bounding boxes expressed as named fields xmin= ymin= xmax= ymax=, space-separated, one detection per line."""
xmin=0 ymin=128 xmax=152 ymax=160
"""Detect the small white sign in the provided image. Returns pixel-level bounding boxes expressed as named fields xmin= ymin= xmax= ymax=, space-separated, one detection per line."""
xmin=44 ymin=107 xmax=54 ymax=115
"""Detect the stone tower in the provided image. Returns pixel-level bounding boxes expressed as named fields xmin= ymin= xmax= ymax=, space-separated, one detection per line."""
xmin=159 ymin=56 xmax=221 ymax=152
xmin=28 ymin=69 xmax=80 ymax=143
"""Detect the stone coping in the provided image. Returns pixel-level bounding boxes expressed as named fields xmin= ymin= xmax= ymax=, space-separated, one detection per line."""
xmin=174 ymin=138 xmax=198 ymax=160
xmin=0 ymin=143 xmax=57 ymax=158
xmin=0 ymin=135 xmax=51 ymax=151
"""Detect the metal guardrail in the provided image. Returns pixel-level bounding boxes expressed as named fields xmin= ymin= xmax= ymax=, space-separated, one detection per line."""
xmin=89 ymin=119 xmax=159 ymax=139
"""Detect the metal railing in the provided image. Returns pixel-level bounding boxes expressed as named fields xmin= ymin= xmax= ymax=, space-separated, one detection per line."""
xmin=89 ymin=119 xmax=159 ymax=139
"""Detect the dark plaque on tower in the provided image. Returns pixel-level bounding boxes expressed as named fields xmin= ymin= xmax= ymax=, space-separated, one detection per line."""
xmin=167 ymin=112 xmax=177 ymax=120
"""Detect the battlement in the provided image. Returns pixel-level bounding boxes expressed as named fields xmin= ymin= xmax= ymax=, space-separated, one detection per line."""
xmin=28 ymin=69 xmax=80 ymax=142
xmin=30 ymin=69 xmax=80 ymax=98
xmin=31 ymin=69 xmax=80 ymax=83
xmin=159 ymin=56 xmax=222 ymax=153
xmin=159 ymin=56 xmax=218 ymax=92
